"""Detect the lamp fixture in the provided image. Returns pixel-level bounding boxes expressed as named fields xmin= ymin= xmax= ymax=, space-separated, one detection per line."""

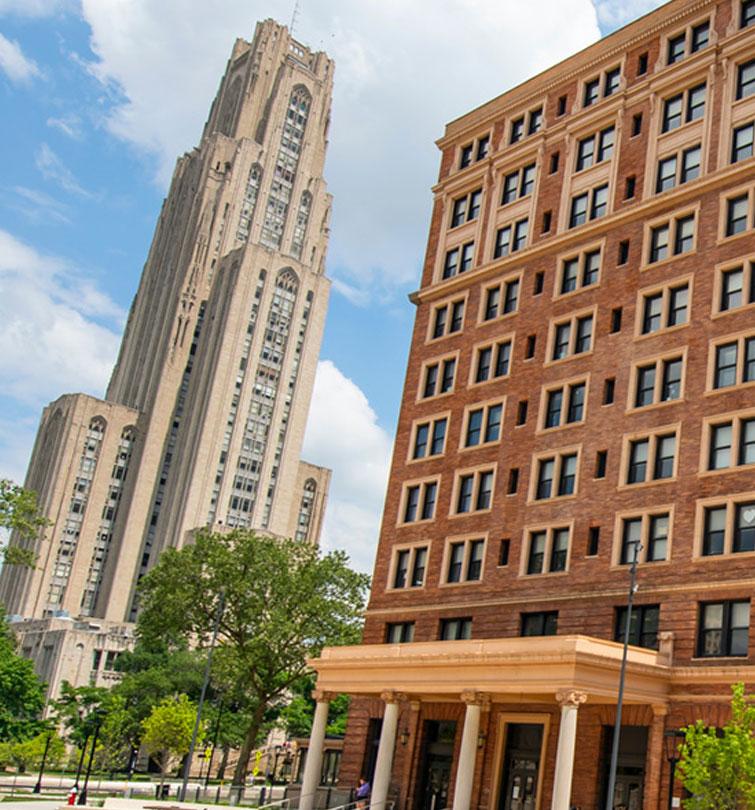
xmin=399 ymin=728 xmax=410 ymax=746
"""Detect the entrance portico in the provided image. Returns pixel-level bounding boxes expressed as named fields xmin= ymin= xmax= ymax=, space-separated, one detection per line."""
xmin=308 ymin=635 xmax=672 ymax=810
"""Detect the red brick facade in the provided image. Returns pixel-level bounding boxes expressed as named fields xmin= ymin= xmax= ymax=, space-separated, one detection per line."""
xmin=321 ymin=2 xmax=755 ymax=808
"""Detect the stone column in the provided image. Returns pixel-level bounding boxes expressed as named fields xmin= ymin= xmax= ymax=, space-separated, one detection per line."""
xmin=299 ymin=690 xmax=332 ymax=810
xmin=551 ymin=691 xmax=587 ymax=810
xmin=371 ymin=691 xmax=404 ymax=810
xmin=452 ymin=691 xmax=489 ymax=810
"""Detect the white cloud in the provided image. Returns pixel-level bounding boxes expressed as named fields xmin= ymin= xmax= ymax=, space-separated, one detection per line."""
xmin=5 ymin=186 xmax=71 ymax=224
xmin=35 ymin=142 xmax=93 ymax=198
xmin=46 ymin=113 xmax=83 ymax=140
xmin=302 ymin=360 xmax=393 ymax=572
xmin=77 ymin=0 xmax=602 ymax=298
xmin=0 ymin=0 xmax=72 ymax=16
xmin=592 ymin=0 xmax=666 ymax=30
xmin=0 ymin=229 xmax=123 ymax=407
xmin=0 ymin=32 xmax=40 ymax=83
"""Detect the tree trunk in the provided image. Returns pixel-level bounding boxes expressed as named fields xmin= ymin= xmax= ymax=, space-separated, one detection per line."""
xmin=231 ymin=703 xmax=267 ymax=787
xmin=217 ymin=746 xmax=229 ymax=780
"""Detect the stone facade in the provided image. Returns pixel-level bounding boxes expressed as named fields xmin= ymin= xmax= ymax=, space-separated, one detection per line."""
xmin=307 ymin=2 xmax=755 ymax=810
xmin=0 ymin=20 xmax=334 ymax=633
xmin=10 ymin=615 xmax=135 ymax=705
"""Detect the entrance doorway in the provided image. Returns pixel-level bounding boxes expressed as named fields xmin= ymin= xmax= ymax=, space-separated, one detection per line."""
xmin=498 ymin=723 xmax=544 ymax=810
xmin=600 ymin=725 xmax=648 ymax=810
xmin=416 ymin=720 xmax=457 ymax=810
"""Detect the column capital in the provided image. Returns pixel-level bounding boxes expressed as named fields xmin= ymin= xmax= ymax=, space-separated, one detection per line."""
xmin=460 ymin=689 xmax=491 ymax=710
xmin=380 ymin=690 xmax=407 ymax=704
xmin=311 ymin=689 xmax=336 ymax=702
xmin=652 ymin=704 xmax=669 ymax=718
xmin=556 ymin=690 xmax=588 ymax=708
xmin=410 ymin=700 xmax=422 ymax=712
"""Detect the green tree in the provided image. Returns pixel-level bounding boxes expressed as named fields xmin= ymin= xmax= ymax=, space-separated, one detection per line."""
xmin=53 ymin=682 xmax=110 ymax=748
xmin=136 ymin=529 xmax=369 ymax=786
xmin=141 ymin=695 xmax=198 ymax=789
xmin=0 ymin=479 xmax=48 ymax=566
xmin=96 ymin=693 xmax=135 ymax=773
xmin=0 ymin=608 xmax=45 ymax=742
xmin=111 ymin=639 xmax=207 ymax=748
xmin=0 ymin=730 xmax=65 ymax=773
xmin=679 ymin=682 xmax=755 ymax=809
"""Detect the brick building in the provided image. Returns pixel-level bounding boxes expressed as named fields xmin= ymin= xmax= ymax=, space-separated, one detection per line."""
xmin=303 ymin=1 xmax=755 ymax=809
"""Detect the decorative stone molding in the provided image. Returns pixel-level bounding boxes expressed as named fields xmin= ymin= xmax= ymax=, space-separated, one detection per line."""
xmin=410 ymin=700 xmax=422 ymax=713
xmin=556 ymin=690 xmax=588 ymax=708
xmin=311 ymin=689 xmax=337 ymax=702
xmin=658 ymin=630 xmax=675 ymax=664
xmin=652 ymin=704 xmax=669 ymax=719
xmin=461 ymin=689 xmax=491 ymax=711
xmin=380 ymin=690 xmax=407 ymax=704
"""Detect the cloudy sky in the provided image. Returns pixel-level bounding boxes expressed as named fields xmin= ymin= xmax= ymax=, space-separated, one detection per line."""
xmin=0 ymin=0 xmax=666 ymax=572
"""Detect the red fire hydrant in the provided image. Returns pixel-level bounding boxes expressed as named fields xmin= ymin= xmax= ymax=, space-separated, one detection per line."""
xmin=67 ymin=787 xmax=78 ymax=805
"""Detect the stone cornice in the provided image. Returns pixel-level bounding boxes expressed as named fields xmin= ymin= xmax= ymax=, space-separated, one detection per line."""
xmin=437 ymin=0 xmax=710 ymax=148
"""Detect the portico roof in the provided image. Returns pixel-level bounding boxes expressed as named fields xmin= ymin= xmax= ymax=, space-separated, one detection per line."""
xmin=310 ymin=634 xmax=671 ymax=705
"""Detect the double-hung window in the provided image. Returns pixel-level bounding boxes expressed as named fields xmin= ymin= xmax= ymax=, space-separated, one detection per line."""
xmin=402 ymin=480 xmax=438 ymax=523
xmin=639 ymin=282 xmax=689 ymax=334
xmin=575 ymin=126 xmax=615 ymax=171
xmin=391 ymin=545 xmax=428 ymax=588
xmin=525 ymin=527 xmax=570 ymax=574
xmin=473 ymin=339 xmax=512 ymax=383
xmin=661 ymin=84 xmax=705 ymax=133
xmin=697 ymin=601 xmax=749 ymax=657
xmin=550 ymin=313 xmax=594 ymax=361
xmin=445 ymin=538 xmax=485 ymax=584
xmin=450 ymin=189 xmax=482 ymax=228
xmin=712 ymin=336 xmax=755 ymax=389
xmin=559 ymin=249 xmax=601 ymax=295
xmin=463 ymin=403 xmax=503 ymax=448
xmin=454 ymin=468 xmax=495 ymax=514
xmin=534 ymin=452 xmax=579 ymax=500
xmin=542 ymin=381 xmax=587 ymax=429
xmin=615 ymin=605 xmax=660 ymax=649
xmin=502 ymin=164 xmax=536 ymax=204
xmin=411 ymin=417 xmax=447 ymax=459
xmin=625 ymin=431 xmax=677 ymax=484
xmin=648 ymin=213 xmax=695 ymax=263
xmin=569 ymin=185 xmax=609 ymax=228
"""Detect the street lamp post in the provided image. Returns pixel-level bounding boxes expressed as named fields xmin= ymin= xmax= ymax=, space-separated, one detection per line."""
xmin=78 ymin=716 xmax=102 ymax=805
xmin=73 ymin=732 xmax=90 ymax=789
xmin=179 ymin=589 xmax=226 ymax=801
xmin=664 ymin=730 xmax=685 ymax=810
xmin=605 ymin=540 xmax=642 ymax=810
xmin=33 ymin=730 xmax=53 ymax=793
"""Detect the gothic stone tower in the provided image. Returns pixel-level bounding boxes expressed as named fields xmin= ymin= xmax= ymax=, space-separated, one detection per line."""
xmin=1 ymin=20 xmax=333 ymax=625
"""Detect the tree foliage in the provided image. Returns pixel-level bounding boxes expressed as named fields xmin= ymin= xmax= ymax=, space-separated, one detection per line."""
xmin=111 ymin=640 xmax=207 ymax=747
xmin=53 ymin=682 xmax=110 ymax=748
xmin=136 ymin=529 xmax=369 ymax=785
xmin=0 ymin=479 xmax=48 ymax=566
xmin=141 ymin=695 xmax=198 ymax=785
xmin=679 ymin=682 xmax=755 ymax=809
xmin=0 ymin=730 xmax=65 ymax=773
xmin=0 ymin=608 xmax=46 ymax=742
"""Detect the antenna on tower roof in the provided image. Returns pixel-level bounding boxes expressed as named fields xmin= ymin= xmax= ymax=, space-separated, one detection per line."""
xmin=290 ymin=0 xmax=300 ymax=36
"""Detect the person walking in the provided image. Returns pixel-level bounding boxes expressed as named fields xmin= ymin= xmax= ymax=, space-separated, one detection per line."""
xmin=355 ymin=776 xmax=370 ymax=808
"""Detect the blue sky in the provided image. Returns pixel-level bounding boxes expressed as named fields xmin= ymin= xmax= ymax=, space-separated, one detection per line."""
xmin=0 ymin=0 xmax=666 ymax=571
